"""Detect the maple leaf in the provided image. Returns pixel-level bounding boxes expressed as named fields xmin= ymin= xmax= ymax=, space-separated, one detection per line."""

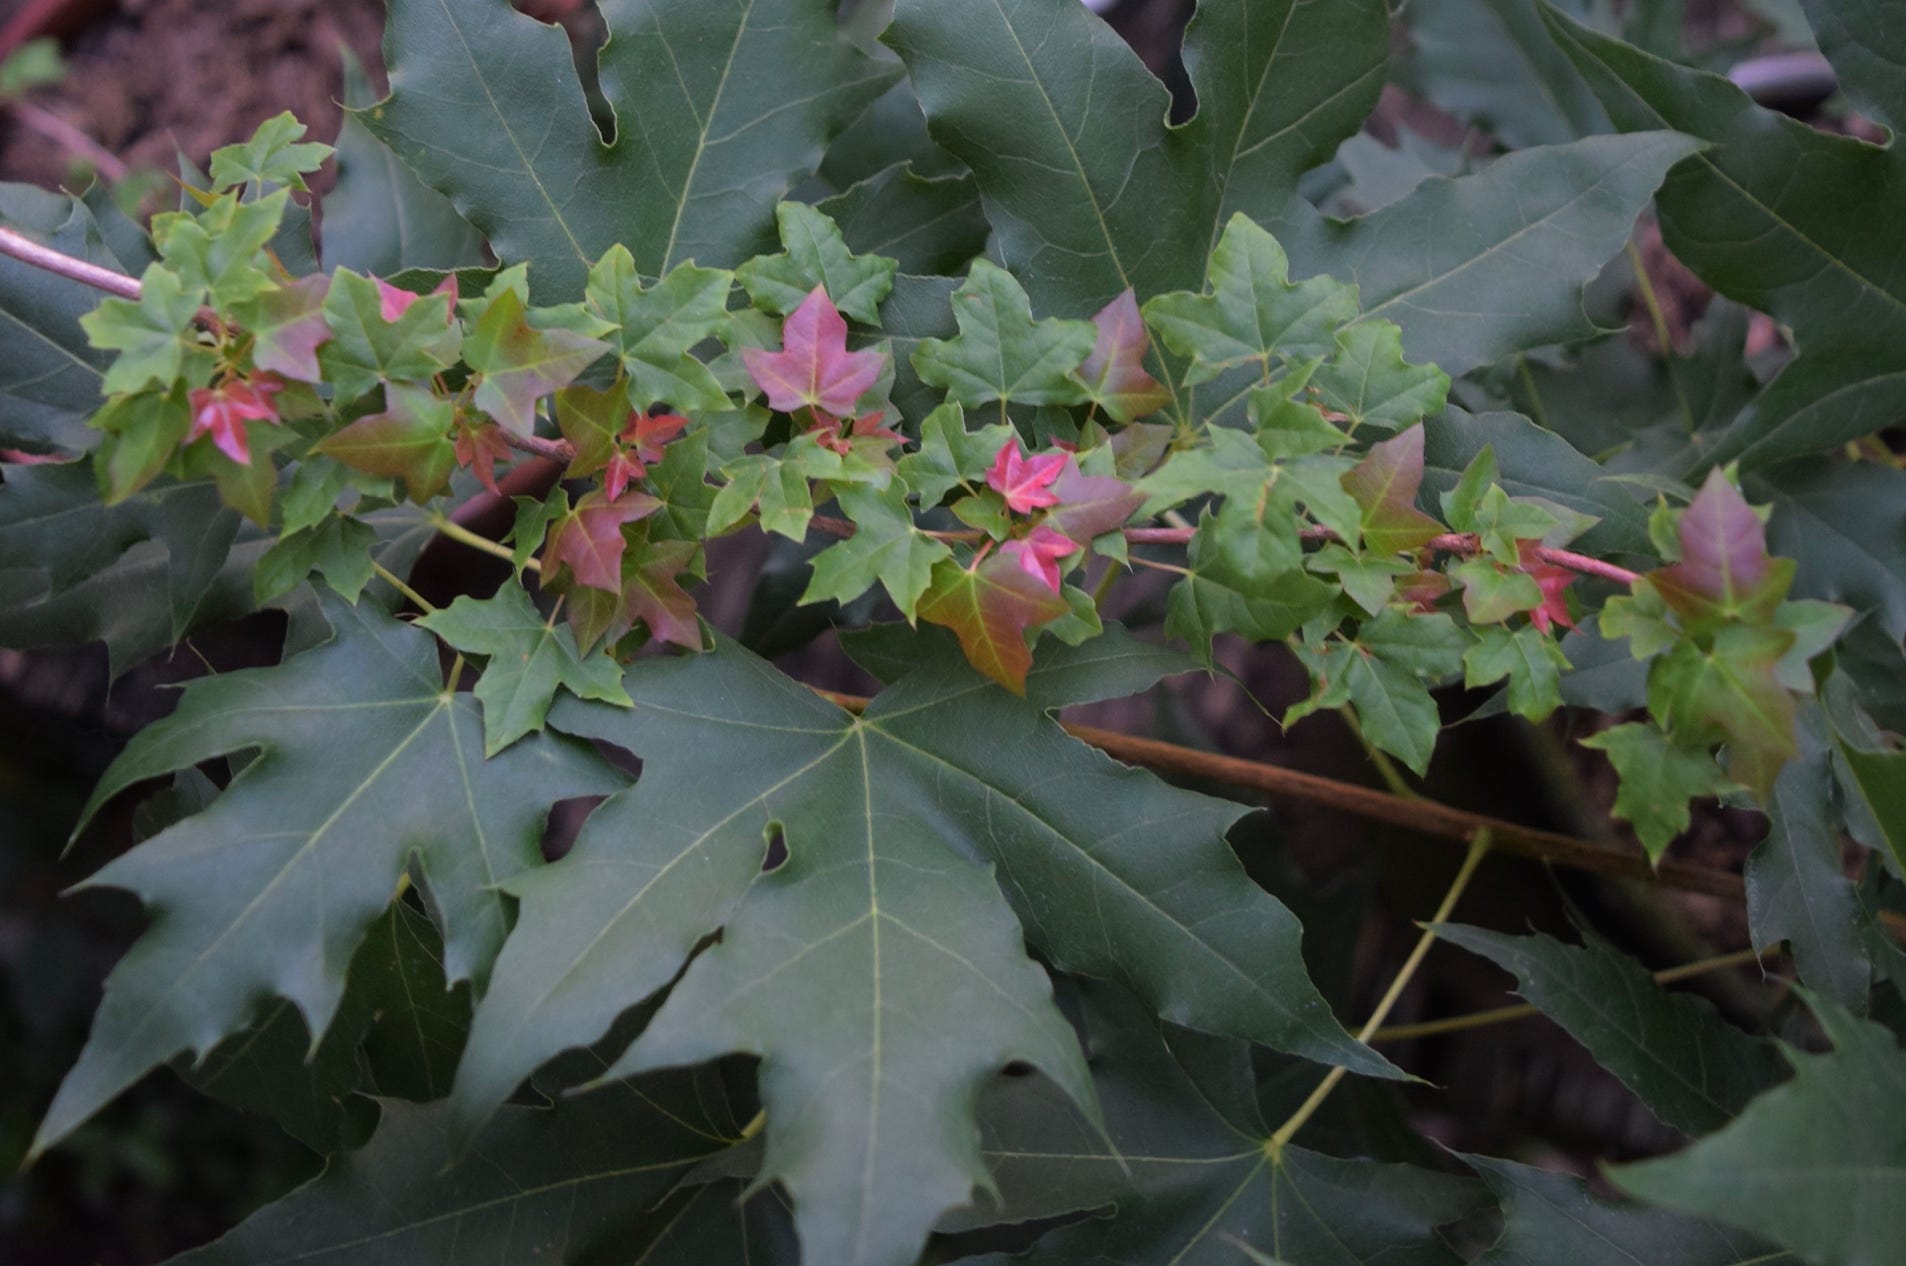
xmin=465 ymin=286 xmax=612 ymax=436
xmin=416 ymin=583 xmax=632 ymax=755
xmin=1652 ymin=469 xmax=1794 ymax=629
xmin=1002 ymin=524 xmax=1080 ymax=593
xmin=622 ymin=538 xmax=702 ymax=650
xmin=543 ymin=489 xmax=662 ymax=593
xmin=1073 ymin=289 xmax=1171 ymax=423
xmin=376 ymin=275 xmax=457 ymax=325
xmin=187 ymin=375 xmax=282 ymax=466
xmin=1341 ymin=425 xmax=1446 ymax=555
xmin=1519 ymin=543 xmax=1578 ymax=634
xmin=313 ymin=384 xmax=459 ymax=502
xmin=1044 ymin=458 xmax=1145 ymax=542
xmin=918 ymin=552 xmax=1071 ymax=692
xmin=232 ymin=274 xmax=332 ymax=382
xmin=740 ymin=285 xmax=886 ymax=416
xmin=622 ymin=409 xmax=687 ymax=465
xmin=453 ymin=420 xmax=513 ymax=495
xmin=986 ymin=438 xmax=1067 ymax=515
xmin=807 ymin=410 xmax=905 ymax=459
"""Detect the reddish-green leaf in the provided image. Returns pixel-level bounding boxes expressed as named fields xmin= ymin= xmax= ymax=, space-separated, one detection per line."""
xmin=741 ymin=285 xmax=885 ymax=416
xmin=232 ymin=274 xmax=332 ymax=383
xmin=313 ymin=384 xmax=459 ymax=503
xmin=465 ymin=287 xmax=610 ymax=436
xmin=1045 ymin=459 xmax=1145 ymax=543
xmin=543 ymin=489 xmax=661 ymax=593
xmin=622 ymin=538 xmax=702 ymax=650
xmin=1648 ymin=627 xmax=1799 ymax=799
xmin=1654 ymin=470 xmax=1794 ymax=628
xmin=1341 ymin=425 xmax=1445 ymax=554
xmin=918 ymin=553 xmax=1070 ymax=693
xmin=1073 ymin=289 xmax=1171 ymax=423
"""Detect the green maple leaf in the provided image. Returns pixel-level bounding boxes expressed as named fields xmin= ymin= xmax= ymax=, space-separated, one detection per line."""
xmin=255 ymin=515 xmax=380 ymax=604
xmin=91 ymin=386 xmax=191 ymax=503
xmin=1581 ymin=723 xmax=1732 ymax=860
xmin=1435 ymin=926 xmax=1783 ymax=1136
xmin=312 ymin=383 xmax=459 ymax=502
xmin=1464 ymin=1153 xmax=1801 ymax=1266
xmin=418 ymin=583 xmax=632 ymax=756
xmin=918 ymin=552 xmax=1072 ymax=692
xmin=183 ymin=900 xmax=470 ymax=1153
xmin=318 ymin=268 xmax=461 ymax=402
xmin=1312 ymin=321 xmax=1449 ymax=432
xmin=1144 ymin=214 xmax=1359 ymax=384
xmin=1463 ymin=626 xmax=1569 ymax=722
xmin=911 ymin=259 xmax=1097 ymax=409
xmin=466 ymin=285 xmax=610 ymax=436
xmin=80 ymin=264 xmax=208 ymax=395
xmin=27 ymin=598 xmax=620 ymax=1159
xmin=737 ymin=200 xmax=898 ymax=325
xmin=1451 ymin=557 xmax=1543 ymax=625
xmin=449 ymin=643 xmax=1399 ymax=1264
xmin=552 ymin=380 xmax=628 ymax=477
xmin=167 ymin=1068 xmax=751 ymax=1264
xmin=1648 ymin=626 xmax=1799 ymax=798
xmin=895 ymin=402 xmax=1016 ymax=506
xmin=584 ymin=246 xmax=734 ymax=413
xmin=152 ymin=191 xmax=287 ymax=308
xmin=368 ymin=0 xmax=896 ymax=298
xmin=1168 ymin=507 xmax=1333 ymax=664
xmin=804 ymin=482 xmax=950 ymax=619
xmin=887 ymin=0 xmax=1390 ymax=332
xmin=959 ymin=982 xmax=1488 ymax=1264
xmin=1612 ymin=997 xmax=1906 ymax=1266
xmin=1342 ymin=426 xmax=1446 ymax=555
xmin=208 ymin=111 xmax=333 ymax=192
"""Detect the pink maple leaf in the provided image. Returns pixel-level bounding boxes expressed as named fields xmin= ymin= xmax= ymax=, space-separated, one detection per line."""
xmin=1001 ymin=524 xmax=1080 ymax=593
xmin=1518 ymin=544 xmax=1577 ymax=634
xmin=986 ymin=438 xmax=1067 ymax=514
xmin=741 ymin=286 xmax=886 ymax=417
xmin=187 ymin=375 xmax=283 ymax=465
xmin=376 ymin=275 xmax=459 ymax=325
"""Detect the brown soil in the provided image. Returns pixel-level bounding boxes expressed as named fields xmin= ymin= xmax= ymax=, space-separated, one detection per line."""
xmin=0 ymin=0 xmax=386 ymax=192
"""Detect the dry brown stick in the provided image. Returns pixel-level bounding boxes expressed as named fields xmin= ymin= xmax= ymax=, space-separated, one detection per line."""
xmin=816 ymin=686 xmax=1730 ymax=900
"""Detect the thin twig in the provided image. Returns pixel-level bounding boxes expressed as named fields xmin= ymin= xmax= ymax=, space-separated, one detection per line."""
xmin=370 ymin=560 xmax=435 ymax=613
xmin=1369 ymin=945 xmax=1773 ymax=1044
xmin=429 ymin=512 xmax=540 ymax=572
xmin=1267 ymin=830 xmax=1494 ymax=1155
xmin=0 ymin=224 xmax=140 ymax=299
xmin=494 ymin=429 xmax=575 ymax=463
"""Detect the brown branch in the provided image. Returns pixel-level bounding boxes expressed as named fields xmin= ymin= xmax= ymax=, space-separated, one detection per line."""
xmin=494 ymin=429 xmax=575 ymax=464
xmin=814 ymin=686 xmax=1731 ymax=899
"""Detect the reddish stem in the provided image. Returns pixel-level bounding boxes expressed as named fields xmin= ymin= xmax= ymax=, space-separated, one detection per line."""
xmin=0 ymin=224 xmax=140 ymax=299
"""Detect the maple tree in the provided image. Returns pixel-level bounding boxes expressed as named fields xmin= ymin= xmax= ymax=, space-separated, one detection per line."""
xmin=1 ymin=0 xmax=1904 ymax=1263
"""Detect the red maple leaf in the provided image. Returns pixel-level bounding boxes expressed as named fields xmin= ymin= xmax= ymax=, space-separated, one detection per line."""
xmin=543 ymin=489 xmax=662 ymax=592
xmin=621 ymin=410 xmax=688 ymax=468
xmin=986 ymin=438 xmax=1067 ymax=514
xmin=376 ymin=275 xmax=459 ymax=325
xmin=1517 ymin=543 xmax=1577 ymax=634
xmin=187 ymin=375 xmax=283 ymax=465
xmin=454 ymin=420 xmax=514 ymax=494
xmin=622 ymin=538 xmax=702 ymax=650
xmin=741 ymin=286 xmax=886 ymax=416
xmin=806 ymin=410 xmax=906 ymax=458
xmin=1001 ymin=524 xmax=1080 ymax=593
